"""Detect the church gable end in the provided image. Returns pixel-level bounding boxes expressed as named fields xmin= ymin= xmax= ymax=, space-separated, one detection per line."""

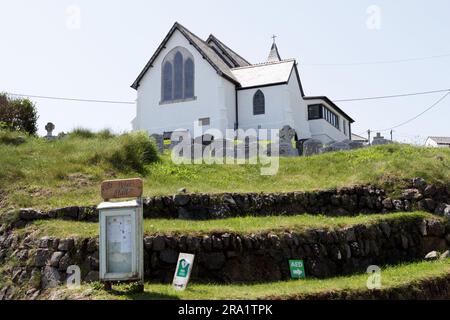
xmin=131 ymin=22 xmax=240 ymax=90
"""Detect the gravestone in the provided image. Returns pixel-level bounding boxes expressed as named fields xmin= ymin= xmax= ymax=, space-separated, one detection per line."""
xmin=342 ymin=139 xmax=364 ymax=149
xmin=279 ymin=125 xmax=298 ymax=157
xmin=303 ymin=139 xmax=323 ymax=156
xmin=328 ymin=141 xmax=351 ymax=152
xmin=44 ymin=122 xmax=56 ymax=141
xmin=150 ymin=134 xmax=164 ymax=153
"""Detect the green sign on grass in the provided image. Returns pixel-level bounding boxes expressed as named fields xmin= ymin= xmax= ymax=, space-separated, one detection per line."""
xmin=176 ymin=259 xmax=190 ymax=278
xmin=289 ymin=260 xmax=306 ymax=279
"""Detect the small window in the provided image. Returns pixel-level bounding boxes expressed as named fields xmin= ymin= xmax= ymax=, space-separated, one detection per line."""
xmin=308 ymin=103 xmax=339 ymax=129
xmin=308 ymin=104 xmax=322 ymax=120
xmin=343 ymin=120 xmax=347 ymax=135
xmin=199 ymin=117 xmax=210 ymax=126
xmin=253 ymin=90 xmax=265 ymax=115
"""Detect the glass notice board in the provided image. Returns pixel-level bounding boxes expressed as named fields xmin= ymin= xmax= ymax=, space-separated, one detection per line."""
xmin=106 ymin=215 xmax=133 ymax=274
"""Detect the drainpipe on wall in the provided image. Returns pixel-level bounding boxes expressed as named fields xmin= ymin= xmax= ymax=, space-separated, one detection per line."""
xmin=234 ymin=88 xmax=239 ymax=130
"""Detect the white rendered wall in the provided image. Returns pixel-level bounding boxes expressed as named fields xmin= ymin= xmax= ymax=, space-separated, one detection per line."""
xmin=134 ymin=30 xmax=235 ymax=138
xmin=237 ymin=84 xmax=288 ymax=132
xmin=287 ymin=70 xmax=312 ymax=140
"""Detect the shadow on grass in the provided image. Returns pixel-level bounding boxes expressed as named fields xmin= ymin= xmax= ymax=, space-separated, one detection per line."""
xmin=107 ymin=288 xmax=181 ymax=300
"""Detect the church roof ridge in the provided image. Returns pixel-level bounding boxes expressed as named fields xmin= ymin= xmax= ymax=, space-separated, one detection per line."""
xmin=206 ymin=34 xmax=252 ymax=67
xmin=231 ymin=58 xmax=296 ymax=70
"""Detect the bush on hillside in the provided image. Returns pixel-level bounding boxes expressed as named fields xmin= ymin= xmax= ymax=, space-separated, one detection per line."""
xmin=0 ymin=93 xmax=38 ymax=135
xmin=0 ymin=130 xmax=27 ymax=146
xmin=97 ymin=129 xmax=115 ymax=139
xmin=69 ymin=128 xmax=96 ymax=139
xmin=91 ymin=132 xmax=159 ymax=173
xmin=69 ymin=128 xmax=115 ymax=139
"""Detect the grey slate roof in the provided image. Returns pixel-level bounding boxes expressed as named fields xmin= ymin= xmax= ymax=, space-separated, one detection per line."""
xmin=428 ymin=136 xmax=450 ymax=145
xmin=206 ymin=34 xmax=251 ymax=68
xmin=231 ymin=60 xmax=295 ymax=89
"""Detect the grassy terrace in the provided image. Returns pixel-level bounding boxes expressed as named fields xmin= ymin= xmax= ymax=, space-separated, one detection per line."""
xmin=0 ymin=132 xmax=449 ymax=214
xmin=47 ymin=260 xmax=450 ymax=300
xmin=17 ymin=212 xmax=436 ymax=238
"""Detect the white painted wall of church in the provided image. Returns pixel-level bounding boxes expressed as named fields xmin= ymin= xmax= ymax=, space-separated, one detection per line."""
xmin=287 ymin=70 xmax=312 ymax=140
xmin=237 ymin=85 xmax=288 ymax=132
xmin=134 ymin=30 xmax=235 ymax=137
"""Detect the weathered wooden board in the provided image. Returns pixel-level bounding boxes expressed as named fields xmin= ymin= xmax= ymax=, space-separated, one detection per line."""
xmin=101 ymin=178 xmax=143 ymax=200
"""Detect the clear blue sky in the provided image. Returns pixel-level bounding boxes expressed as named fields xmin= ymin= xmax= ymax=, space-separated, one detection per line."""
xmin=1 ymin=0 xmax=449 ymax=143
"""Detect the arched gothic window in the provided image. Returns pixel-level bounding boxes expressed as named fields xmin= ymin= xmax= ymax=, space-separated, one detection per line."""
xmin=161 ymin=47 xmax=195 ymax=102
xmin=253 ymin=90 xmax=265 ymax=115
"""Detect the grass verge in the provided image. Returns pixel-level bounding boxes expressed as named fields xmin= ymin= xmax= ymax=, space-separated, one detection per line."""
xmin=46 ymin=259 xmax=450 ymax=300
xmin=16 ymin=211 xmax=436 ymax=238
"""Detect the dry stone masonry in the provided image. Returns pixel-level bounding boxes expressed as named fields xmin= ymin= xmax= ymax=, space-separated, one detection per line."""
xmin=9 ymin=179 xmax=450 ymax=227
xmin=0 ymin=215 xmax=449 ymax=299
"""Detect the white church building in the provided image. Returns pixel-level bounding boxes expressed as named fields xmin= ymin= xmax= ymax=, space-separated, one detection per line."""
xmin=131 ymin=22 xmax=354 ymax=144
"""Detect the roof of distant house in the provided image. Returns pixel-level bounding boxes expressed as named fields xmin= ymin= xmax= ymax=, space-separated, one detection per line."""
xmin=427 ymin=136 xmax=450 ymax=145
xmin=351 ymin=133 xmax=369 ymax=142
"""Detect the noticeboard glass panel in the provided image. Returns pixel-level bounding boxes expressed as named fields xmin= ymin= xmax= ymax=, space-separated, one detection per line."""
xmin=106 ymin=215 xmax=133 ymax=274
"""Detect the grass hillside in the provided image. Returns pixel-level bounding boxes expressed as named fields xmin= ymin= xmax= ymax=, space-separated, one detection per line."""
xmin=0 ymin=130 xmax=449 ymax=213
xmin=47 ymin=260 xmax=450 ymax=300
xmin=18 ymin=211 xmax=435 ymax=238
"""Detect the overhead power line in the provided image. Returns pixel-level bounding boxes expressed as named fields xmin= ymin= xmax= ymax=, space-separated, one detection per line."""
xmin=301 ymin=52 xmax=450 ymax=67
xmin=5 ymin=92 xmax=135 ymax=105
xmin=333 ymin=89 xmax=450 ymax=103
xmin=358 ymin=90 xmax=450 ymax=135
xmin=6 ymin=88 xmax=450 ymax=105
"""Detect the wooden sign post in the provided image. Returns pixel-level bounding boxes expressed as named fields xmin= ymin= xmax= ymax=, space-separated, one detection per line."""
xmin=101 ymin=178 xmax=143 ymax=201
xmin=98 ymin=178 xmax=144 ymax=292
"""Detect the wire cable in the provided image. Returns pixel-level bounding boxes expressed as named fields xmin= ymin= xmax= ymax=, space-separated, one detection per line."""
xmin=5 ymin=92 xmax=135 ymax=105
xmin=301 ymin=52 xmax=450 ymax=67
xmin=356 ymin=90 xmax=450 ymax=135
xmin=333 ymin=89 xmax=450 ymax=102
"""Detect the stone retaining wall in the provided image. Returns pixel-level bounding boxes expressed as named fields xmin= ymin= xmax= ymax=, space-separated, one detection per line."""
xmin=1 ymin=216 xmax=449 ymax=299
xmin=272 ymin=274 xmax=450 ymax=300
xmin=10 ymin=179 xmax=450 ymax=228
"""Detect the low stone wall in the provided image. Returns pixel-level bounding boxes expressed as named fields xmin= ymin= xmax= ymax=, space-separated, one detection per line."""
xmin=272 ymin=274 xmax=450 ymax=300
xmin=1 ymin=216 xmax=449 ymax=299
xmin=10 ymin=179 xmax=450 ymax=227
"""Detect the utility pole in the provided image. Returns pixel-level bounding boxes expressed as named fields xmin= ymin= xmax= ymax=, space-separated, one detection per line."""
xmin=367 ymin=130 xmax=371 ymax=145
xmin=390 ymin=130 xmax=393 ymax=141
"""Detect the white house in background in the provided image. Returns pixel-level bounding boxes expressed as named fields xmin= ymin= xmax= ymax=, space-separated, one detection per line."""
xmin=425 ymin=136 xmax=450 ymax=148
xmin=351 ymin=133 xmax=369 ymax=144
xmin=131 ymin=22 xmax=354 ymax=144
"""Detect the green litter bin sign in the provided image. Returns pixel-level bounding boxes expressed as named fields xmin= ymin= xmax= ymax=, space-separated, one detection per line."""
xmin=289 ymin=260 xmax=306 ymax=279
